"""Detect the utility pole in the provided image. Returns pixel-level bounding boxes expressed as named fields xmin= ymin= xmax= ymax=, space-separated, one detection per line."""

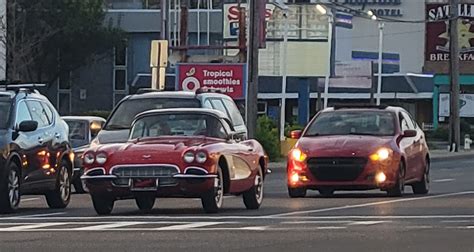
xmin=246 ymin=0 xmax=261 ymax=139
xmin=449 ymin=0 xmax=460 ymax=152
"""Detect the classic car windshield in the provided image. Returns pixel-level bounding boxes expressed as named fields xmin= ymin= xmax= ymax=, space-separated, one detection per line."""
xmin=65 ymin=120 xmax=88 ymax=148
xmin=0 ymin=98 xmax=11 ymax=129
xmin=105 ymin=98 xmax=201 ymax=130
xmin=305 ymin=111 xmax=395 ymax=137
xmin=130 ymin=113 xmax=228 ymax=139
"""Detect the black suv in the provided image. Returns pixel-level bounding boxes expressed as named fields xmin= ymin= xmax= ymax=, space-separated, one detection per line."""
xmin=0 ymin=86 xmax=73 ymax=213
xmin=93 ymin=90 xmax=248 ymax=145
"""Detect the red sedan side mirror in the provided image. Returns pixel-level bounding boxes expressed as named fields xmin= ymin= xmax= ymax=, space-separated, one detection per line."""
xmin=290 ymin=130 xmax=302 ymax=139
xmin=402 ymin=130 xmax=417 ymax=138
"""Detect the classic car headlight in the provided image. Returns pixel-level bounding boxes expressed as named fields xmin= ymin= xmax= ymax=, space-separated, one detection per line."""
xmin=195 ymin=152 xmax=207 ymax=163
xmin=290 ymin=148 xmax=307 ymax=162
xmin=95 ymin=153 xmax=108 ymax=165
xmin=83 ymin=152 xmax=95 ymax=165
xmin=183 ymin=151 xmax=195 ymax=163
xmin=370 ymin=148 xmax=391 ymax=161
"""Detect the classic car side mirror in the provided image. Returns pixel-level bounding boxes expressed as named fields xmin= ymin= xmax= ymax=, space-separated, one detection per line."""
xmin=227 ymin=132 xmax=240 ymax=142
xmin=290 ymin=130 xmax=302 ymax=139
xmin=18 ymin=120 xmax=38 ymax=132
xmin=402 ymin=129 xmax=417 ymax=138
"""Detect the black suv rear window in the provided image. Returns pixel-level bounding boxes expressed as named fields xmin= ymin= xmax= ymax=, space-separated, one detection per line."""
xmin=105 ymin=98 xmax=201 ymax=130
xmin=305 ymin=111 xmax=395 ymax=137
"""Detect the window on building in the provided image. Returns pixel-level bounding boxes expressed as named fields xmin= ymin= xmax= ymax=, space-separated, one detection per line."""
xmin=114 ymin=69 xmax=126 ymax=91
xmin=115 ymin=40 xmax=127 ymax=66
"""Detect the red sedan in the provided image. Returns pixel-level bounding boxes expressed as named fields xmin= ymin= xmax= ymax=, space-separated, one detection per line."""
xmin=81 ymin=108 xmax=268 ymax=215
xmin=287 ymin=105 xmax=430 ymax=198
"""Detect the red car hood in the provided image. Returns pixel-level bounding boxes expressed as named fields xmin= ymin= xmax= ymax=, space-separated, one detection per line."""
xmin=296 ymin=135 xmax=394 ymax=157
xmin=99 ymin=137 xmax=223 ymax=165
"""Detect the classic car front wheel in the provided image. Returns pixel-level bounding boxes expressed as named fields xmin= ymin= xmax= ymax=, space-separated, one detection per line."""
xmin=243 ymin=167 xmax=264 ymax=210
xmin=92 ymin=195 xmax=115 ymax=215
xmin=201 ymin=166 xmax=224 ymax=213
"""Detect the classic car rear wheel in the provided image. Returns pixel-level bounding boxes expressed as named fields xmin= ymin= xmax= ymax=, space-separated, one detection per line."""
xmin=0 ymin=163 xmax=21 ymax=213
xmin=46 ymin=162 xmax=71 ymax=209
xmin=412 ymin=158 xmax=430 ymax=195
xmin=387 ymin=162 xmax=405 ymax=197
xmin=92 ymin=195 xmax=115 ymax=215
xmin=135 ymin=194 xmax=156 ymax=211
xmin=201 ymin=165 xmax=224 ymax=213
xmin=288 ymin=187 xmax=307 ymax=198
xmin=243 ymin=167 xmax=264 ymax=210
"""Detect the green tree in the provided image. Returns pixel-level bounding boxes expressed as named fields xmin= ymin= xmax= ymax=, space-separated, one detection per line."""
xmin=5 ymin=0 xmax=124 ymax=84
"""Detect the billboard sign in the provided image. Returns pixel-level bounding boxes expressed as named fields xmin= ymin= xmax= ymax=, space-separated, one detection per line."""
xmin=223 ymin=3 xmax=275 ymax=40
xmin=439 ymin=93 xmax=474 ymax=118
xmin=426 ymin=4 xmax=474 ymax=62
xmin=176 ymin=64 xmax=247 ymax=99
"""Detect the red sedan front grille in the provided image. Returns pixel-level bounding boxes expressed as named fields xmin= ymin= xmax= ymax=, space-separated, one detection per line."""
xmin=307 ymin=157 xmax=368 ymax=182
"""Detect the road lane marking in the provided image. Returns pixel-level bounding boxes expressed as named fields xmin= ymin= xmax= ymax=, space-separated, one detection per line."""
xmin=2 ymin=212 xmax=66 ymax=220
xmin=73 ymin=222 xmax=145 ymax=230
xmin=433 ymin=179 xmax=455 ymax=183
xmin=347 ymin=221 xmax=391 ymax=225
xmin=316 ymin=227 xmax=347 ymax=230
xmin=155 ymin=222 xmax=223 ymax=230
xmin=441 ymin=220 xmax=473 ymax=223
xmin=282 ymin=221 xmax=353 ymax=224
xmin=0 ymin=223 xmax=68 ymax=231
xmin=2 ymin=214 xmax=474 ymax=221
xmin=21 ymin=198 xmax=40 ymax=202
xmin=268 ymin=191 xmax=474 ymax=217
xmin=405 ymin=226 xmax=433 ymax=229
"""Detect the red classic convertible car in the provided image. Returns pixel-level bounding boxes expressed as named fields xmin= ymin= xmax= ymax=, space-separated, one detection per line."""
xmin=287 ymin=105 xmax=430 ymax=198
xmin=81 ymin=108 xmax=268 ymax=215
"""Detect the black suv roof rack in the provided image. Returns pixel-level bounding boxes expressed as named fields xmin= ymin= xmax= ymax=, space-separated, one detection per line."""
xmin=0 ymin=81 xmax=46 ymax=94
xmin=333 ymin=104 xmax=388 ymax=110
xmin=135 ymin=88 xmax=162 ymax=94
xmin=195 ymin=87 xmax=224 ymax=95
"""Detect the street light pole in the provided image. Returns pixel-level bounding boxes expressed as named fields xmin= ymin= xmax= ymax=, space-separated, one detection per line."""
xmin=376 ymin=22 xmax=384 ymax=106
xmin=317 ymin=4 xmax=332 ymax=109
xmin=449 ymin=0 xmax=460 ymax=152
xmin=279 ymin=9 xmax=289 ymax=141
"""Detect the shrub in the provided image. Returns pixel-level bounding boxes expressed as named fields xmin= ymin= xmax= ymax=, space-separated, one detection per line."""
xmin=256 ymin=116 xmax=281 ymax=161
xmin=285 ymin=124 xmax=304 ymax=138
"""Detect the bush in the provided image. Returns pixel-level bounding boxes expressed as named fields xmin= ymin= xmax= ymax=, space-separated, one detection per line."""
xmin=285 ymin=124 xmax=304 ymax=138
xmin=426 ymin=126 xmax=449 ymax=141
xmin=256 ymin=116 xmax=280 ymax=161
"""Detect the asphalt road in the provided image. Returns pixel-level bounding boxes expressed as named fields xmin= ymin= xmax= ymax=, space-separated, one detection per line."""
xmin=1 ymin=157 xmax=473 ymax=252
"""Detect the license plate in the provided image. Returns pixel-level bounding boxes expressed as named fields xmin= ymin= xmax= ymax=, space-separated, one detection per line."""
xmin=130 ymin=178 xmax=159 ymax=191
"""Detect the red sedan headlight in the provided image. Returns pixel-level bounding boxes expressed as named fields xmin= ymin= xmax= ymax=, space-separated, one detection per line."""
xmin=369 ymin=148 xmax=392 ymax=162
xmin=290 ymin=148 xmax=307 ymax=162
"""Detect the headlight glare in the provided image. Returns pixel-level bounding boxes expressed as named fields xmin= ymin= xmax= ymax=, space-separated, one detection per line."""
xmin=195 ymin=152 xmax=207 ymax=163
xmin=290 ymin=148 xmax=307 ymax=162
xmin=370 ymin=148 xmax=391 ymax=161
xmin=183 ymin=151 xmax=195 ymax=163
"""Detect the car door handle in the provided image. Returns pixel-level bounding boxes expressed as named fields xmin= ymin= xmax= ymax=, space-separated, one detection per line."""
xmin=55 ymin=133 xmax=61 ymax=139
xmin=38 ymin=137 xmax=44 ymax=144
xmin=248 ymin=148 xmax=254 ymax=152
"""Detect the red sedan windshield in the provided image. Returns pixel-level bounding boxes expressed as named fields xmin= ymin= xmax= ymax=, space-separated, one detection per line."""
xmin=305 ymin=111 xmax=396 ymax=137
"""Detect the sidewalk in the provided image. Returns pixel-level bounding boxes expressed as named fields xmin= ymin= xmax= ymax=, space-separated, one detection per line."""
xmin=268 ymin=149 xmax=474 ymax=169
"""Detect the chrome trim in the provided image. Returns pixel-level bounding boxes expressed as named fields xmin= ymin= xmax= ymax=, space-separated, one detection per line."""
xmin=183 ymin=167 xmax=210 ymax=174
xmin=81 ymin=175 xmax=117 ymax=180
xmin=174 ymin=174 xmax=217 ymax=179
xmin=83 ymin=167 xmax=106 ymax=176
xmin=109 ymin=164 xmax=180 ymax=176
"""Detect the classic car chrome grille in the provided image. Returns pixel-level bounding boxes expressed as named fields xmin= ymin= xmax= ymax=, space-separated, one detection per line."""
xmin=307 ymin=157 xmax=367 ymax=182
xmin=111 ymin=165 xmax=179 ymax=178
xmin=111 ymin=165 xmax=180 ymax=187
